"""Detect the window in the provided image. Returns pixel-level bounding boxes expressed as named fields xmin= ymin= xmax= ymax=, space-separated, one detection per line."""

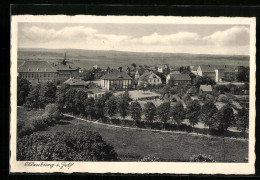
xmin=44 ymin=73 xmax=46 ymax=77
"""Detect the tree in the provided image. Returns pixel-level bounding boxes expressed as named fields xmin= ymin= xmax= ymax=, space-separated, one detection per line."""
xmin=83 ymin=97 xmax=95 ymax=119
xmin=38 ymin=82 xmax=57 ymax=107
xmin=103 ymin=91 xmax=114 ymax=101
xmin=17 ymin=129 xmax=119 ymax=161
xmin=117 ymin=92 xmax=131 ymax=119
xmin=170 ymin=102 xmax=185 ymax=125
xmin=212 ymin=105 xmax=235 ymax=132
xmin=55 ymin=84 xmax=71 ymax=111
xmin=82 ymin=70 xmax=94 ymax=81
xmin=143 ymin=102 xmax=157 ymax=123
xmin=157 ymin=102 xmax=171 ymax=124
xmin=237 ymin=66 xmax=249 ymax=82
xmin=105 ymin=96 xmax=118 ymax=118
xmin=64 ymin=88 xmax=77 ymax=114
xmin=200 ymin=100 xmax=218 ymax=129
xmin=186 ymin=100 xmax=201 ymax=127
xmin=74 ymin=90 xmax=88 ymax=115
xmin=94 ymin=97 xmax=106 ymax=119
xmin=129 ymin=101 xmax=142 ymax=122
xmin=131 ymin=63 xmax=137 ymax=68
xmin=17 ymin=77 xmax=32 ymax=106
xmin=44 ymin=103 xmax=62 ymax=121
xmin=193 ymin=76 xmax=216 ymax=88
xmin=236 ymin=108 xmax=249 ymax=133
xmin=24 ymin=84 xmax=42 ymax=108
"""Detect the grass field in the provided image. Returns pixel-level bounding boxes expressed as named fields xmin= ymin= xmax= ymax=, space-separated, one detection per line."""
xmin=17 ymin=107 xmax=248 ymax=162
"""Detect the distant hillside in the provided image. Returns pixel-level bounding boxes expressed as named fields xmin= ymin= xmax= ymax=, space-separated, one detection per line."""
xmin=18 ymin=48 xmax=250 ymax=68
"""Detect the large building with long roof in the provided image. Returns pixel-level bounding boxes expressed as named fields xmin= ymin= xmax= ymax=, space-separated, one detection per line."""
xmin=100 ymin=67 xmax=133 ymax=90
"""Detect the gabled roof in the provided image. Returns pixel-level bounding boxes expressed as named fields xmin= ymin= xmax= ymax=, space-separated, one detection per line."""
xmin=49 ymin=61 xmax=79 ymax=71
xmin=135 ymin=68 xmax=148 ymax=76
xmin=200 ymin=85 xmax=212 ymax=92
xmin=64 ymin=78 xmax=86 ymax=86
xmin=190 ymin=65 xmax=199 ymax=71
xmin=199 ymin=65 xmax=216 ymax=72
xmin=139 ymin=71 xmax=161 ymax=81
xmin=101 ymin=69 xmax=132 ymax=80
xmin=18 ymin=61 xmax=57 ymax=73
xmin=170 ymin=74 xmax=191 ymax=81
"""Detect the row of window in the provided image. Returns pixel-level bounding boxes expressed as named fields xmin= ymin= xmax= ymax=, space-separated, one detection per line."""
xmin=149 ymin=79 xmax=161 ymax=83
xmin=20 ymin=73 xmax=56 ymax=79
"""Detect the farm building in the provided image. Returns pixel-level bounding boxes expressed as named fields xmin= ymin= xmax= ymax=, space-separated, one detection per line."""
xmin=138 ymin=71 xmax=162 ymax=85
xmin=100 ymin=67 xmax=133 ymax=90
xmin=156 ymin=64 xmax=170 ymax=73
xmin=166 ymin=74 xmax=191 ymax=85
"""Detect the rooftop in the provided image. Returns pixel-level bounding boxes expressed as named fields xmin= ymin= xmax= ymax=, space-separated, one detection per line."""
xmin=101 ymin=69 xmax=132 ymax=80
xmin=200 ymin=85 xmax=213 ymax=92
xmin=169 ymin=74 xmax=191 ymax=81
xmin=139 ymin=71 xmax=161 ymax=81
xmin=18 ymin=61 xmax=57 ymax=73
xmin=64 ymin=77 xmax=86 ymax=86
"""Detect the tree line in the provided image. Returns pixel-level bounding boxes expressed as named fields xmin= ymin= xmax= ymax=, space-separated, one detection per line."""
xmin=18 ymin=77 xmax=249 ymax=134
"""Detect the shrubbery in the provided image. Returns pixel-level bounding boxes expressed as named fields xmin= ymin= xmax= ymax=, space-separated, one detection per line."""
xmin=17 ymin=129 xmax=119 ymax=161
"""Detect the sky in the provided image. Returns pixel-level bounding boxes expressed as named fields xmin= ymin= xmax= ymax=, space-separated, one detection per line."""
xmin=18 ymin=23 xmax=250 ymax=55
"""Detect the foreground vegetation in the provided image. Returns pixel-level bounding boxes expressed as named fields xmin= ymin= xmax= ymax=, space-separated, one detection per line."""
xmin=17 ymin=107 xmax=248 ymax=162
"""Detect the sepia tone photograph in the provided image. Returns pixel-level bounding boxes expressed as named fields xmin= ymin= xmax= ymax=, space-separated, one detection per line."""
xmin=10 ymin=15 xmax=256 ymax=174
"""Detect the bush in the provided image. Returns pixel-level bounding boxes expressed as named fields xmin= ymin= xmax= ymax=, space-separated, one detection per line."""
xmin=17 ymin=129 xmax=119 ymax=161
xmin=190 ymin=154 xmax=216 ymax=162
xmin=17 ymin=121 xmax=34 ymax=138
xmin=218 ymin=95 xmax=231 ymax=104
xmin=32 ymin=116 xmax=50 ymax=131
xmin=140 ymin=154 xmax=160 ymax=162
xmin=45 ymin=103 xmax=62 ymax=121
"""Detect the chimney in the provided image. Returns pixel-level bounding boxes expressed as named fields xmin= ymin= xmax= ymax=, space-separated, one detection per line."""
xmin=107 ymin=67 xmax=111 ymax=74
xmin=118 ymin=67 xmax=122 ymax=72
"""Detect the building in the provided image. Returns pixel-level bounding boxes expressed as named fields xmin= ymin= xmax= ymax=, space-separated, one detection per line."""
xmin=49 ymin=61 xmax=79 ymax=83
xmin=166 ymin=74 xmax=191 ymax=85
xmin=157 ymin=64 xmax=170 ymax=73
xmin=196 ymin=65 xmax=238 ymax=83
xmin=199 ymin=85 xmax=213 ymax=94
xmin=135 ymin=68 xmax=148 ymax=79
xmin=190 ymin=65 xmax=199 ymax=75
xmin=87 ymin=88 xmax=106 ymax=99
xmin=138 ymin=71 xmax=162 ymax=85
xmin=100 ymin=67 xmax=133 ymax=90
xmin=223 ymin=66 xmax=239 ymax=82
xmin=63 ymin=77 xmax=86 ymax=89
xmin=18 ymin=61 xmax=58 ymax=84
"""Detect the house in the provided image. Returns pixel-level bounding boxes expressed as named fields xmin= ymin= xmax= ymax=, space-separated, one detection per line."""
xmin=18 ymin=61 xmax=58 ymax=84
xmin=100 ymin=67 xmax=133 ymax=90
xmin=157 ymin=64 xmax=169 ymax=73
xmin=197 ymin=65 xmax=238 ymax=83
xmin=138 ymin=71 xmax=162 ymax=85
xmin=190 ymin=65 xmax=199 ymax=75
xmin=199 ymin=85 xmax=213 ymax=94
xmin=63 ymin=77 xmax=86 ymax=89
xmin=166 ymin=74 xmax=191 ymax=85
xmin=223 ymin=66 xmax=239 ymax=82
xmin=87 ymin=88 xmax=106 ymax=99
xmin=135 ymin=67 xmax=148 ymax=79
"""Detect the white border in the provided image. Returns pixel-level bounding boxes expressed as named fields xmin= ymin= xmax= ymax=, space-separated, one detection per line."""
xmin=10 ymin=15 xmax=256 ymax=174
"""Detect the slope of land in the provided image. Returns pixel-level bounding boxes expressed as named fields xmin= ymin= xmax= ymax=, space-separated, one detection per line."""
xmin=18 ymin=48 xmax=250 ymax=68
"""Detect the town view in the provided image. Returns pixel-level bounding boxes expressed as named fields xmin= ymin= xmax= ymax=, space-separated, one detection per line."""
xmin=16 ymin=23 xmax=250 ymax=162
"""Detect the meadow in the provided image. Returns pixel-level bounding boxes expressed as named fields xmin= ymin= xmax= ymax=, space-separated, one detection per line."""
xmin=18 ymin=48 xmax=250 ymax=69
xmin=17 ymin=107 xmax=248 ymax=162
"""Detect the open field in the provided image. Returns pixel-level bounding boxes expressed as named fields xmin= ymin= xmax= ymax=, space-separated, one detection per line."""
xmin=18 ymin=48 xmax=250 ymax=68
xmin=115 ymin=90 xmax=161 ymax=100
xmin=17 ymin=107 xmax=248 ymax=162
